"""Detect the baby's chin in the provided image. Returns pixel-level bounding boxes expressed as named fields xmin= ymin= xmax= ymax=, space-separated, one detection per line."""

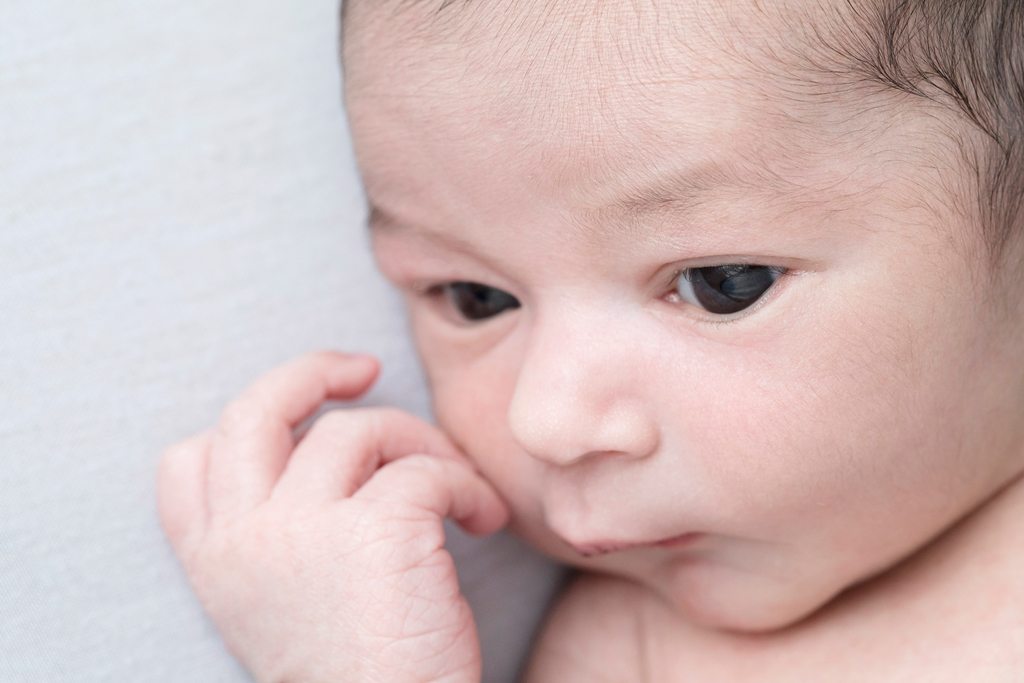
xmin=639 ymin=559 xmax=852 ymax=635
xmin=507 ymin=513 xmax=852 ymax=633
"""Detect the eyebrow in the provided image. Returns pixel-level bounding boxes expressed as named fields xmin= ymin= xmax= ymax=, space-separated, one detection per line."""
xmin=368 ymin=204 xmax=487 ymax=257
xmin=368 ymin=156 xmax=790 ymax=243
xmin=586 ymin=158 xmax=778 ymax=223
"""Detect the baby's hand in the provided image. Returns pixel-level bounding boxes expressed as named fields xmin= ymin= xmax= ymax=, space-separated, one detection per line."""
xmin=157 ymin=351 xmax=509 ymax=683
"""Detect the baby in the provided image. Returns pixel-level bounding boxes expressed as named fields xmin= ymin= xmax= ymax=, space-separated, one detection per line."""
xmin=158 ymin=0 xmax=1024 ymax=681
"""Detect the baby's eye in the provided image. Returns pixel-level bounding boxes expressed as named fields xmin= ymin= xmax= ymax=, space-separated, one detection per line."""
xmin=434 ymin=281 xmax=521 ymax=322
xmin=670 ymin=264 xmax=788 ymax=316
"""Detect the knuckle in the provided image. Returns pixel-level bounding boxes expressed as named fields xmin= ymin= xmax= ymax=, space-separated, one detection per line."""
xmin=306 ymin=348 xmax=338 ymax=364
xmin=313 ymin=407 xmax=357 ymax=430
xmin=309 ymin=408 xmax=370 ymax=444
xmin=367 ymin=408 xmax=447 ymax=449
xmin=159 ymin=438 xmax=194 ymax=463
xmin=365 ymin=406 xmax=410 ymax=430
xmin=218 ymin=393 xmax=268 ymax=435
xmin=395 ymin=453 xmax=449 ymax=479
xmin=157 ymin=435 xmax=207 ymax=481
xmin=344 ymin=406 xmax=408 ymax=442
xmin=157 ymin=498 xmax=199 ymax=558
xmin=158 ymin=504 xmax=193 ymax=552
xmin=300 ymin=348 xmax=347 ymax=372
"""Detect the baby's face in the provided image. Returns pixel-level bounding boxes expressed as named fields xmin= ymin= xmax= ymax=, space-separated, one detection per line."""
xmin=345 ymin=0 xmax=1024 ymax=631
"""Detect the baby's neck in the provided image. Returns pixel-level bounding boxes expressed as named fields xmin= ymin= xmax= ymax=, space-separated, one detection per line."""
xmin=877 ymin=464 xmax=1023 ymax=587
xmin=787 ymin=464 xmax=1024 ymax=637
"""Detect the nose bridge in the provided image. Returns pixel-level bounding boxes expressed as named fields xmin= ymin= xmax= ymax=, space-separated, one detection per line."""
xmin=506 ymin=300 xmax=659 ymax=465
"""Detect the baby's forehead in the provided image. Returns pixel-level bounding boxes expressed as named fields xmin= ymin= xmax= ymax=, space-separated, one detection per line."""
xmin=346 ymin=0 xmax=869 ymax=141
xmin=345 ymin=1 xmax=891 ymax=208
xmin=348 ymin=0 xmax=848 ymax=79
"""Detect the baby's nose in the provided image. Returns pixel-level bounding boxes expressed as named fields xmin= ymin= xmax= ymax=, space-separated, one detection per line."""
xmin=508 ymin=396 xmax=660 ymax=467
xmin=506 ymin=330 xmax=660 ymax=467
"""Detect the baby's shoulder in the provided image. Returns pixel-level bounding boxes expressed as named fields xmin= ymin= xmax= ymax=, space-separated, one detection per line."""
xmin=520 ymin=572 xmax=652 ymax=683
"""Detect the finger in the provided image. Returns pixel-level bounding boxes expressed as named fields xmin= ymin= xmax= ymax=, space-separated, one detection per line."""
xmin=355 ymin=454 xmax=510 ymax=536
xmin=207 ymin=350 xmax=380 ymax=517
xmin=157 ymin=429 xmax=214 ymax=559
xmin=271 ymin=407 xmax=467 ymax=505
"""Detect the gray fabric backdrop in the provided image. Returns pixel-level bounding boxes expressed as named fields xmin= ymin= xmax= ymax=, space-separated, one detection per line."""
xmin=0 ymin=2 xmax=565 ymax=681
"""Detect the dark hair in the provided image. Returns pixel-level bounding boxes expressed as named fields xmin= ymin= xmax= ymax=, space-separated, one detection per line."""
xmin=795 ymin=0 xmax=1024 ymax=271
xmin=340 ymin=0 xmax=1023 ymax=270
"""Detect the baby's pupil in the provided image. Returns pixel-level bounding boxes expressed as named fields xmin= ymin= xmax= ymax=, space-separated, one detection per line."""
xmin=693 ymin=265 xmax=781 ymax=315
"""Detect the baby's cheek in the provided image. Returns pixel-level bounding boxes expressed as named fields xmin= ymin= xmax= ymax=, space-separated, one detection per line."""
xmin=426 ymin=359 xmax=551 ymax=525
xmin=411 ymin=322 xmax=534 ymax=501
xmin=704 ymin=303 xmax=967 ymax=549
xmin=426 ymin=359 xmax=514 ymax=468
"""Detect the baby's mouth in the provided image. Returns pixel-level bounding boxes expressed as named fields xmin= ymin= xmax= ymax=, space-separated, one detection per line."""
xmin=566 ymin=532 xmax=704 ymax=557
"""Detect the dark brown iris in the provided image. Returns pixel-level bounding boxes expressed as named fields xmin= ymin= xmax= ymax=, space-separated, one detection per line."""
xmin=445 ymin=282 xmax=521 ymax=321
xmin=688 ymin=265 xmax=784 ymax=315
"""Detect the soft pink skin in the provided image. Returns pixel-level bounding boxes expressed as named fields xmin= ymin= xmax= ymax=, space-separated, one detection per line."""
xmin=344 ymin=0 xmax=1024 ymax=633
xmin=157 ymin=352 xmax=509 ymax=683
